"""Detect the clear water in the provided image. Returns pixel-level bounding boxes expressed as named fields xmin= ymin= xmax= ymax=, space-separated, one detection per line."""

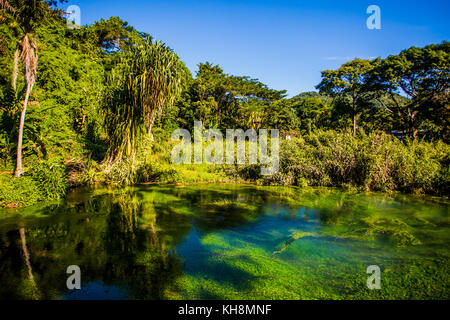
xmin=0 ymin=184 xmax=448 ymax=299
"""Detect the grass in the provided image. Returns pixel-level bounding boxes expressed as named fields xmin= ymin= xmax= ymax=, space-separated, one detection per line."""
xmin=0 ymin=158 xmax=67 ymax=208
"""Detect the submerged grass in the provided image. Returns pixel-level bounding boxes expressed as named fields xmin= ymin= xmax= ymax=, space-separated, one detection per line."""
xmin=0 ymin=184 xmax=448 ymax=299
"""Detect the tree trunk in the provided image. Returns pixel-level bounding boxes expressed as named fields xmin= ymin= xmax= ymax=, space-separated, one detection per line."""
xmin=406 ymin=110 xmax=416 ymax=138
xmin=352 ymin=99 xmax=357 ymax=136
xmin=14 ymin=33 xmax=38 ymax=177
xmin=14 ymin=86 xmax=32 ymax=177
xmin=147 ymin=108 xmax=156 ymax=135
xmin=12 ymin=47 xmax=19 ymax=91
xmin=147 ymin=119 xmax=153 ymax=135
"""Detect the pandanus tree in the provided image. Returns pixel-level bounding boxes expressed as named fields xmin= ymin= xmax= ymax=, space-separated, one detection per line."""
xmin=104 ymin=40 xmax=188 ymax=162
xmin=1 ymin=0 xmax=64 ymax=177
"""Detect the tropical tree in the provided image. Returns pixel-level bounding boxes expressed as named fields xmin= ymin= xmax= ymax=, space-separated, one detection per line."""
xmin=369 ymin=42 xmax=449 ymax=138
xmin=291 ymin=92 xmax=333 ymax=133
xmin=1 ymin=0 xmax=64 ymax=177
xmin=316 ymin=58 xmax=376 ymax=135
xmin=184 ymin=62 xmax=286 ymax=130
xmin=103 ymin=39 xmax=188 ymax=162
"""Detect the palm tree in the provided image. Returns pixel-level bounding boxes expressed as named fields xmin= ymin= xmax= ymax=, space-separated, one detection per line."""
xmin=1 ymin=0 xmax=61 ymax=177
xmin=104 ymin=40 xmax=187 ymax=162
xmin=13 ymin=33 xmax=38 ymax=177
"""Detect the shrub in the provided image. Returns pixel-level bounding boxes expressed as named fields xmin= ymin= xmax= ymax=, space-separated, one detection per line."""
xmin=26 ymin=159 xmax=68 ymax=201
xmin=142 ymin=162 xmax=179 ymax=183
xmin=106 ymin=155 xmax=180 ymax=185
xmin=0 ymin=159 xmax=69 ymax=207
xmin=106 ymin=157 xmax=142 ymax=185
xmin=240 ymin=130 xmax=449 ymax=195
xmin=0 ymin=175 xmax=41 ymax=207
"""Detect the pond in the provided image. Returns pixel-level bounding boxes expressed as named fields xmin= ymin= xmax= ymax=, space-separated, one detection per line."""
xmin=0 ymin=184 xmax=448 ymax=300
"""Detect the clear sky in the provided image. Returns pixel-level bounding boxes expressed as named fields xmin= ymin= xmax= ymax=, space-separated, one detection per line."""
xmin=65 ymin=0 xmax=449 ymax=97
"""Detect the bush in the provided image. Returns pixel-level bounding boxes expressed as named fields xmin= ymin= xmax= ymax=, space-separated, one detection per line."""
xmin=105 ymin=155 xmax=180 ymax=185
xmin=26 ymin=159 xmax=68 ymax=201
xmin=106 ymin=157 xmax=142 ymax=185
xmin=0 ymin=175 xmax=41 ymax=207
xmin=142 ymin=162 xmax=180 ymax=183
xmin=238 ymin=130 xmax=449 ymax=195
xmin=0 ymin=159 xmax=68 ymax=207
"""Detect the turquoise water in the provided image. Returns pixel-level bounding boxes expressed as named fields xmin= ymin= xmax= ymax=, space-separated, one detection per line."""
xmin=0 ymin=184 xmax=448 ymax=299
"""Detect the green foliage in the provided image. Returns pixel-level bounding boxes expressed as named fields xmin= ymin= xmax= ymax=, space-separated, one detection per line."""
xmin=26 ymin=158 xmax=68 ymax=200
xmin=367 ymin=42 xmax=450 ymax=138
xmin=0 ymin=159 xmax=67 ymax=207
xmin=290 ymin=92 xmax=333 ymax=133
xmin=106 ymin=156 xmax=143 ymax=185
xmin=0 ymin=174 xmax=40 ymax=207
xmin=316 ymin=58 xmax=378 ymax=135
xmin=0 ymin=15 xmax=106 ymax=169
xmin=257 ymin=130 xmax=449 ymax=195
xmin=173 ymin=62 xmax=287 ymax=131
xmin=0 ymin=1 xmax=448 ymax=208
xmin=103 ymin=40 xmax=188 ymax=161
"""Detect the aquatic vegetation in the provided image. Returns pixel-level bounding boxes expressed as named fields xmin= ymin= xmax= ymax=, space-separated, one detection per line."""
xmin=0 ymin=185 xmax=448 ymax=300
xmin=273 ymin=231 xmax=318 ymax=255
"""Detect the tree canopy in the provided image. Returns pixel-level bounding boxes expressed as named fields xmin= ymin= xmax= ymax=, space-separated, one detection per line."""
xmin=0 ymin=0 xmax=448 ymax=183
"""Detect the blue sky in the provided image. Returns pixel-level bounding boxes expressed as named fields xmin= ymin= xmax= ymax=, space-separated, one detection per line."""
xmin=66 ymin=0 xmax=449 ymax=96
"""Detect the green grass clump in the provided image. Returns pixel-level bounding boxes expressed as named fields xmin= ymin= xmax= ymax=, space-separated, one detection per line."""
xmin=0 ymin=159 xmax=68 ymax=208
xmin=0 ymin=175 xmax=41 ymax=207
xmin=26 ymin=159 xmax=68 ymax=201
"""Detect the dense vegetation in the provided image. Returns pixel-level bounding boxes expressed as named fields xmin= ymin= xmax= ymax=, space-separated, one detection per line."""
xmin=0 ymin=1 xmax=449 ymax=208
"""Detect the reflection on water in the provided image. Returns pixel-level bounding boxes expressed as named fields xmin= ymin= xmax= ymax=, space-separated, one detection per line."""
xmin=0 ymin=185 xmax=448 ymax=300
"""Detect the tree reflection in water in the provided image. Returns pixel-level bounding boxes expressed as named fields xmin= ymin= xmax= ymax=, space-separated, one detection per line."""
xmin=0 ymin=185 xmax=267 ymax=299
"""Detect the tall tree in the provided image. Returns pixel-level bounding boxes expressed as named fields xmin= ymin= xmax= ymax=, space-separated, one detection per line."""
xmin=316 ymin=59 xmax=376 ymax=135
xmin=1 ymin=0 xmax=64 ymax=177
xmin=291 ymin=92 xmax=333 ymax=133
xmin=369 ymin=42 xmax=449 ymax=138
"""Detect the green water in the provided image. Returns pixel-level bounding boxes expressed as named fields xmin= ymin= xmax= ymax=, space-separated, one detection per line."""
xmin=0 ymin=184 xmax=448 ymax=300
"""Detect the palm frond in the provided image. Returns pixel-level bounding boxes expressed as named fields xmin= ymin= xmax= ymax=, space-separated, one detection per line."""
xmin=0 ymin=0 xmax=15 ymax=14
xmin=20 ymin=33 xmax=38 ymax=92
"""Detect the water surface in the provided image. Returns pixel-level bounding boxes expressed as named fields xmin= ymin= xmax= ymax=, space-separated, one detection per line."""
xmin=0 ymin=185 xmax=448 ymax=299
